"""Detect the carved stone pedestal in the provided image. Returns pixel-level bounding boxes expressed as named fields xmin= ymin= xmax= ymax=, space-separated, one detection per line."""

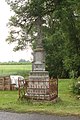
xmin=26 ymin=46 xmax=51 ymax=100
xmin=26 ymin=48 xmax=58 ymax=100
xmin=27 ymin=71 xmax=50 ymax=100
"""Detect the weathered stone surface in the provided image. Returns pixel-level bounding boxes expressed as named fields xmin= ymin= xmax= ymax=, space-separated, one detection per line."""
xmin=26 ymin=17 xmax=58 ymax=100
xmin=32 ymin=48 xmax=45 ymax=71
xmin=27 ymin=70 xmax=50 ymax=100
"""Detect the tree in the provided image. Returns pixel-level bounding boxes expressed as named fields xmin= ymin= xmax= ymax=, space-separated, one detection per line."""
xmin=60 ymin=1 xmax=80 ymax=77
xmin=6 ymin=0 xmax=59 ymax=50
xmin=19 ymin=59 xmax=27 ymax=63
xmin=6 ymin=0 xmax=80 ymax=78
xmin=43 ymin=0 xmax=80 ymax=77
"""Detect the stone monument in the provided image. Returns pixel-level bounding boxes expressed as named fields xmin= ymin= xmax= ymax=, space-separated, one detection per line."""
xmin=26 ymin=17 xmax=58 ymax=100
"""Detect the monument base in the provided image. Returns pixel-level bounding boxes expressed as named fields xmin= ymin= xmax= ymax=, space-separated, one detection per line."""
xmin=26 ymin=71 xmax=58 ymax=100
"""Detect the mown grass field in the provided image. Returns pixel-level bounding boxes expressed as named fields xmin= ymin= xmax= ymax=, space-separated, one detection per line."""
xmin=0 ymin=79 xmax=80 ymax=116
xmin=0 ymin=64 xmax=32 ymax=77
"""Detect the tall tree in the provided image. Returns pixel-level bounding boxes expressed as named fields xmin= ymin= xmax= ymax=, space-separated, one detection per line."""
xmin=43 ymin=0 xmax=80 ymax=77
xmin=6 ymin=0 xmax=59 ymax=50
xmin=6 ymin=0 xmax=80 ymax=77
xmin=60 ymin=1 xmax=80 ymax=77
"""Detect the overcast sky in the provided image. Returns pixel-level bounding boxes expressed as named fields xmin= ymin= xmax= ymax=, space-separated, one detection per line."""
xmin=0 ymin=0 xmax=32 ymax=62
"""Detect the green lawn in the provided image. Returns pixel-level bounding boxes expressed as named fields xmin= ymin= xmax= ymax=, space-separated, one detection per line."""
xmin=0 ymin=79 xmax=80 ymax=116
xmin=0 ymin=64 xmax=32 ymax=77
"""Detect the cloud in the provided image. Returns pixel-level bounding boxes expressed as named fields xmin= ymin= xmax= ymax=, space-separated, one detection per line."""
xmin=0 ymin=0 xmax=32 ymax=62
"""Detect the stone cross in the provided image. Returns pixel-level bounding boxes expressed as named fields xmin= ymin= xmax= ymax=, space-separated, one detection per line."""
xmin=35 ymin=17 xmax=43 ymax=48
xmin=26 ymin=16 xmax=58 ymax=101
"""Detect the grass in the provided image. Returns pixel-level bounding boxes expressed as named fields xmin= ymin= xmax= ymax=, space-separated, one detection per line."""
xmin=0 ymin=79 xmax=80 ymax=116
xmin=0 ymin=64 xmax=32 ymax=77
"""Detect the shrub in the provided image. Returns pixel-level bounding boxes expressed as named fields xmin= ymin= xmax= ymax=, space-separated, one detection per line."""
xmin=72 ymin=77 xmax=80 ymax=95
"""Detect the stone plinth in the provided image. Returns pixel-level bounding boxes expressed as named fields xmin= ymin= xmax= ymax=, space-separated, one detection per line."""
xmin=27 ymin=71 xmax=50 ymax=100
xmin=26 ymin=47 xmax=58 ymax=100
xmin=26 ymin=71 xmax=58 ymax=100
xmin=26 ymin=45 xmax=52 ymax=100
xmin=32 ymin=48 xmax=45 ymax=71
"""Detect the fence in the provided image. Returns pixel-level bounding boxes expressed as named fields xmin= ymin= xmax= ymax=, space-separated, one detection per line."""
xmin=18 ymin=79 xmax=28 ymax=98
xmin=18 ymin=78 xmax=58 ymax=100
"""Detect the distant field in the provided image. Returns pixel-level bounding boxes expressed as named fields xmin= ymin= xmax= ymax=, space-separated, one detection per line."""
xmin=0 ymin=64 xmax=32 ymax=77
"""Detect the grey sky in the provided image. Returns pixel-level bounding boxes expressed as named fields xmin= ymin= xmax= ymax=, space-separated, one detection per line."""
xmin=0 ymin=0 xmax=32 ymax=62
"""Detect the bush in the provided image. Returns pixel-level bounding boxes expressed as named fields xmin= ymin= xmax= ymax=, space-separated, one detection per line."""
xmin=77 ymin=76 xmax=80 ymax=81
xmin=16 ymin=70 xmax=30 ymax=78
xmin=72 ymin=77 xmax=80 ymax=95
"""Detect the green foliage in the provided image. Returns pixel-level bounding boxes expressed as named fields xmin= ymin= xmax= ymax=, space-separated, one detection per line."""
xmin=59 ymin=0 xmax=80 ymax=76
xmin=43 ymin=0 xmax=80 ymax=78
xmin=77 ymin=76 xmax=80 ymax=81
xmin=6 ymin=0 xmax=80 ymax=78
xmin=69 ymin=70 xmax=78 ymax=79
xmin=72 ymin=77 xmax=80 ymax=95
xmin=6 ymin=0 xmax=63 ymax=50
xmin=43 ymin=32 xmax=66 ymax=78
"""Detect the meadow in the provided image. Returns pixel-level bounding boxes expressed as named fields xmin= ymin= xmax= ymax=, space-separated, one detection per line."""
xmin=0 ymin=79 xmax=80 ymax=116
xmin=0 ymin=64 xmax=32 ymax=78
xmin=0 ymin=64 xmax=80 ymax=115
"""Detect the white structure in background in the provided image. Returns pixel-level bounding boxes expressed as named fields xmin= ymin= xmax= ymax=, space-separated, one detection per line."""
xmin=10 ymin=75 xmax=24 ymax=88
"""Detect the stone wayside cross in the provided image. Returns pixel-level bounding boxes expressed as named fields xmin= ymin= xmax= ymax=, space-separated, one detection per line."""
xmin=32 ymin=17 xmax=45 ymax=71
xmin=26 ymin=17 xmax=58 ymax=100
